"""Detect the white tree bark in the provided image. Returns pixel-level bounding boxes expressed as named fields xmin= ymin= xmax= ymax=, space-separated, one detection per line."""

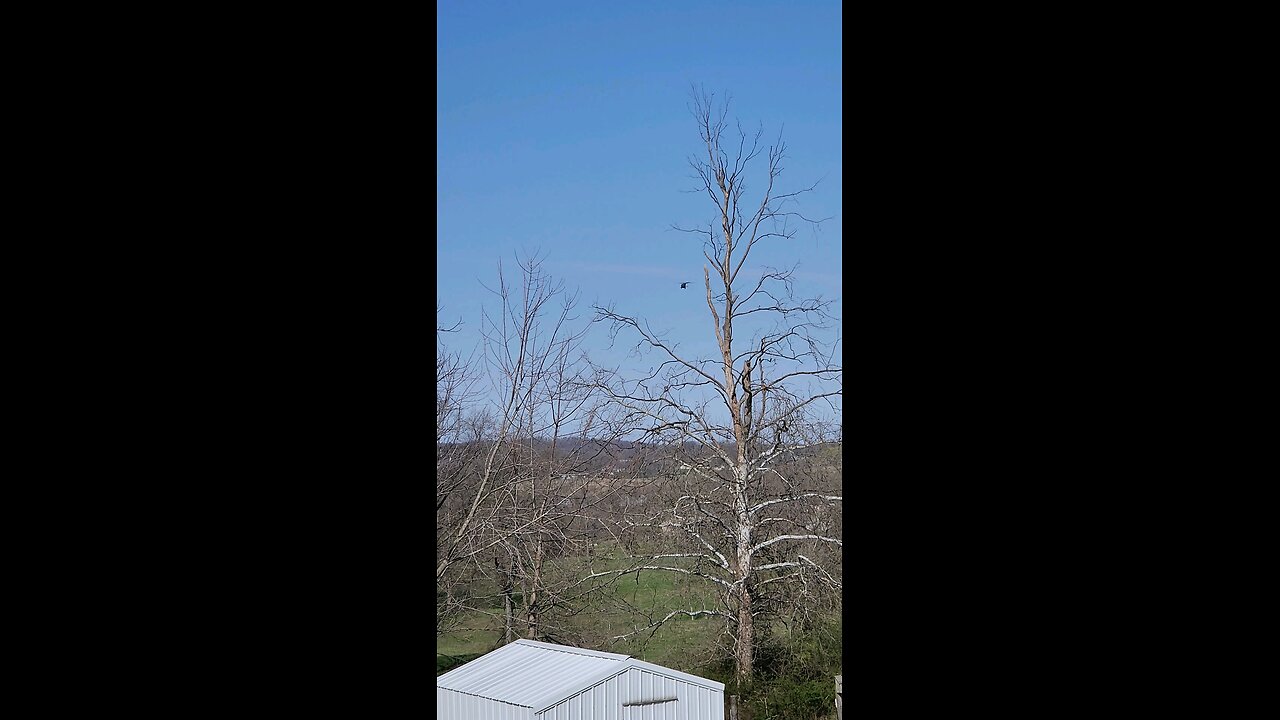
xmin=592 ymin=87 xmax=841 ymax=683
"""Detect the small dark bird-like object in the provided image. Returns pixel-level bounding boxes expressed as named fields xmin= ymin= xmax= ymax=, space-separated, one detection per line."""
xmin=680 ymin=282 xmax=690 ymax=289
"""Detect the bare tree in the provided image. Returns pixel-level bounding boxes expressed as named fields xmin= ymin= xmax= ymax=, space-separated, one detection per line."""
xmin=476 ymin=252 xmax=597 ymax=644
xmin=435 ymin=254 xmax=583 ymax=589
xmin=436 ymin=253 xmax=636 ymax=647
xmin=592 ymin=88 xmax=841 ymax=683
xmin=436 ymin=302 xmax=494 ymax=636
xmin=436 ymin=301 xmax=480 ymax=502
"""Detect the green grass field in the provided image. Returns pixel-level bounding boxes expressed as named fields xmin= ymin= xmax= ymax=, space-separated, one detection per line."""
xmin=437 ymin=542 xmax=723 ymax=672
xmin=437 ymin=542 xmax=840 ymax=719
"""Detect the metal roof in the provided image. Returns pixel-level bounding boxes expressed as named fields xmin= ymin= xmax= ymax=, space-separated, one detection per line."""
xmin=437 ymin=639 xmax=631 ymax=708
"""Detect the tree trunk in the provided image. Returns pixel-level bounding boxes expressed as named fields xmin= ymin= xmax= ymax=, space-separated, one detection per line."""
xmin=736 ymin=583 xmax=754 ymax=681
xmin=499 ymin=554 xmax=515 ymax=644
xmin=734 ymin=470 xmax=755 ymax=682
xmin=526 ymin=537 xmax=544 ymax=639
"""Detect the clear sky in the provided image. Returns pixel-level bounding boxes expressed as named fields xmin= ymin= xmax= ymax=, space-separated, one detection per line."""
xmin=438 ymin=1 xmax=842 ymax=422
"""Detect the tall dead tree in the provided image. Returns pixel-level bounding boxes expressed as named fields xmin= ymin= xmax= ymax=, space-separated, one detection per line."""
xmin=594 ymin=88 xmax=841 ymax=683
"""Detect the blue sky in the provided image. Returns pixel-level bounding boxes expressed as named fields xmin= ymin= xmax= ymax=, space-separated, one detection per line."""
xmin=438 ymin=1 xmax=841 ymax=420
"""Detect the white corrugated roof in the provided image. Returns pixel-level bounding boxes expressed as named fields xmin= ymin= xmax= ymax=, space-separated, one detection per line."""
xmin=437 ymin=639 xmax=631 ymax=708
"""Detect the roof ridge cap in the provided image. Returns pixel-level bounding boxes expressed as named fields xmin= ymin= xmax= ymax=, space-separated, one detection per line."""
xmin=512 ymin=638 xmax=631 ymax=659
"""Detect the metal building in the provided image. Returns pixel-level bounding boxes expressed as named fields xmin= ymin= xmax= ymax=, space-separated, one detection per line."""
xmin=437 ymin=638 xmax=725 ymax=720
